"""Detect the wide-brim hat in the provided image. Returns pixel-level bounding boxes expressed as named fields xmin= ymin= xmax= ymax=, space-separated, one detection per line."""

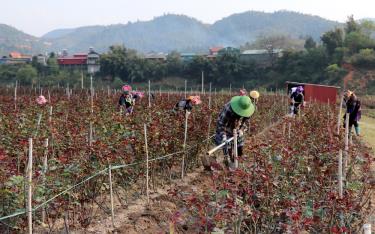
xmin=230 ymin=96 xmax=255 ymax=117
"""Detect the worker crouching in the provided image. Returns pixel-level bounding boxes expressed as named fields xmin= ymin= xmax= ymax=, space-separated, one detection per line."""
xmin=174 ymin=96 xmax=201 ymax=114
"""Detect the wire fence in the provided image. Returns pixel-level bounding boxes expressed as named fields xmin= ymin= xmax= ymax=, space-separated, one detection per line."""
xmin=0 ymin=134 xmax=215 ymax=223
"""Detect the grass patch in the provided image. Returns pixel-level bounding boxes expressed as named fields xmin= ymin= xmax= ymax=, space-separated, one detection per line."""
xmin=361 ymin=115 xmax=375 ymax=153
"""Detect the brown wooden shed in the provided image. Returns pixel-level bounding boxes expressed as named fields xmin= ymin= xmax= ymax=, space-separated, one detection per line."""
xmin=286 ymin=81 xmax=340 ymax=104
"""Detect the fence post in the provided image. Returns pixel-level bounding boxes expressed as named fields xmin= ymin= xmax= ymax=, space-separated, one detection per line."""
xmin=144 ymin=124 xmax=150 ymax=204
xmin=27 ymin=138 xmax=33 ymax=234
xmin=181 ymin=111 xmax=189 ymax=179
xmin=109 ymin=165 xmax=115 ymax=228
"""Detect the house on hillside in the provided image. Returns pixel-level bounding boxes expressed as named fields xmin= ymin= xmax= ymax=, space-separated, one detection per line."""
xmin=240 ymin=49 xmax=283 ymax=66
xmin=57 ymin=48 xmax=100 ymax=73
xmin=0 ymin=52 xmax=32 ymax=64
xmin=209 ymin=46 xmax=224 ymax=56
xmin=180 ymin=53 xmax=198 ymax=62
xmin=145 ymin=53 xmax=167 ymax=62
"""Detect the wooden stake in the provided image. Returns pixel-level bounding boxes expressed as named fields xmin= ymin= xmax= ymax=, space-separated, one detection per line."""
xmin=27 ymin=138 xmax=33 ymax=234
xmin=143 ymin=124 xmax=150 ymax=204
xmin=288 ymin=122 xmax=291 ymax=139
xmin=42 ymin=138 xmax=49 ymax=223
xmin=109 ymin=165 xmax=115 ymax=228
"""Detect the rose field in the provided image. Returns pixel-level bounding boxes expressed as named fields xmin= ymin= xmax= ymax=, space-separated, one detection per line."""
xmin=0 ymin=86 xmax=373 ymax=233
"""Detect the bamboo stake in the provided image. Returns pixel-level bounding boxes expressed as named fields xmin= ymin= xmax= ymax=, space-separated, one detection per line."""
xmin=288 ymin=122 xmax=291 ymax=139
xmin=184 ymin=80 xmax=187 ymax=99
xmin=229 ymin=83 xmax=232 ymax=96
xmin=338 ymin=150 xmax=343 ymax=198
xmin=42 ymin=138 xmax=49 ymax=223
xmin=208 ymin=83 xmax=212 ymax=109
xmin=181 ymin=111 xmax=189 ymax=179
xmin=109 ymin=165 xmax=115 ymax=228
xmin=233 ymin=129 xmax=238 ymax=169
xmin=337 ymin=96 xmax=343 ymax=135
xmin=201 ymin=71 xmax=204 ymax=95
xmin=143 ymin=124 xmax=150 ymax=204
xmin=14 ymin=80 xmax=17 ymax=110
xmin=89 ymin=122 xmax=93 ymax=147
xmin=27 ymin=138 xmax=33 ymax=234
xmin=343 ymin=113 xmax=349 ymax=178
xmin=90 ymin=75 xmax=93 ymax=113
xmin=81 ymin=70 xmax=84 ymax=89
xmin=148 ymin=80 xmax=151 ymax=108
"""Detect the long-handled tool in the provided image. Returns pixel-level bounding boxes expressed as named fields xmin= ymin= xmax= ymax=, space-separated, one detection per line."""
xmin=207 ymin=136 xmax=234 ymax=156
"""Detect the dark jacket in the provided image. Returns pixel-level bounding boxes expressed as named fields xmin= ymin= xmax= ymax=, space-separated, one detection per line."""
xmin=345 ymin=96 xmax=361 ymax=122
xmin=215 ymin=102 xmax=249 ymax=142
xmin=175 ymin=99 xmax=193 ymax=111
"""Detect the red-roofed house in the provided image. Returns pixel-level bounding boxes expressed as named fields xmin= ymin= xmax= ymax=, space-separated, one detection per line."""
xmin=57 ymin=48 xmax=100 ymax=72
xmin=209 ymin=46 xmax=224 ymax=56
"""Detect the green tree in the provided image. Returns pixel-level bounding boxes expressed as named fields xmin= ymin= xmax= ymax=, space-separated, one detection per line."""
xmin=345 ymin=15 xmax=360 ymax=34
xmin=16 ymin=65 xmax=37 ymax=85
xmin=304 ymin=36 xmax=316 ymax=50
xmin=321 ymin=28 xmax=344 ymax=56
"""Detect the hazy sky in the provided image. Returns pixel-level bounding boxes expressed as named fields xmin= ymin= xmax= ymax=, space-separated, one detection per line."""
xmin=1 ymin=0 xmax=374 ymax=36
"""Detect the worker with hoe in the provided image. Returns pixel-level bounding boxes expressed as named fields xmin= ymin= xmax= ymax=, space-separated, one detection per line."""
xmin=205 ymin=95 xmax=255 ymax=170
xmin=343 ymin=90 xmax=361 ymax=136
xmin=118 ymin=85 xmax=135 ymax=115
xmin=173 ymin=96 xmax=202 ymax=114
xmin=289 ymin=86 xmax=304 ymax=116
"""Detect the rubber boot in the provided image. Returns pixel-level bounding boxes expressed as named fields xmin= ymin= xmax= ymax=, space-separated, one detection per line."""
xmin=355 ymin=126 xmax=360 ymax=136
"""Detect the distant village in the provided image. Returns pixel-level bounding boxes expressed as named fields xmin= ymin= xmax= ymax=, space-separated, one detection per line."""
xmin=0 ymin=46 xmax=283 ymax=73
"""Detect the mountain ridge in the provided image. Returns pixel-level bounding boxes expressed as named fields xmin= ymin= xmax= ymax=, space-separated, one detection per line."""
xmin=0 ymin=10 xmax=341 ymax=55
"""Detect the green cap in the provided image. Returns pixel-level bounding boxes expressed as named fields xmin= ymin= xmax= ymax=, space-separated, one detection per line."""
xmin=230 ymin=96 xmax=255 ymax=117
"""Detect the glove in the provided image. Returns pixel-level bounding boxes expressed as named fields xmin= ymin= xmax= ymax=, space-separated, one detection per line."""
xmin=238 ymin=130 xmax=244 ymax=137
xmin=222 ymin=134 xmax=227 ymax=144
